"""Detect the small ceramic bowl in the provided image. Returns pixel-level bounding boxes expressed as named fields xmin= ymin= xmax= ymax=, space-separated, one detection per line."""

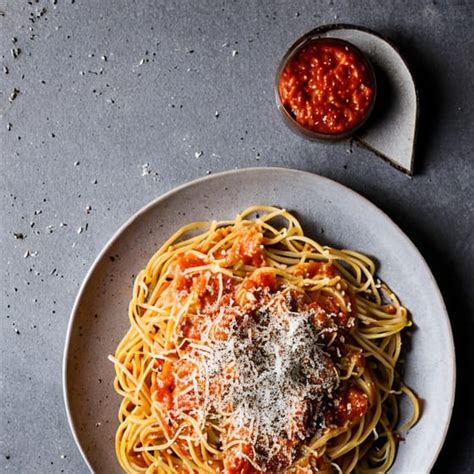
xmin=275 ymin=30 xmax=377 ymax=141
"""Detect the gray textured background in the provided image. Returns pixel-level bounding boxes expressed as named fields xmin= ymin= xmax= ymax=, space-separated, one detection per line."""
xmin=1 ymin=0 xmax=473 ymax=473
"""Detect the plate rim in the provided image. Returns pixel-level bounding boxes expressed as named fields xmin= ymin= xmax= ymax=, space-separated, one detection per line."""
xmin=62 ymin=166 xmax=456 ymax=473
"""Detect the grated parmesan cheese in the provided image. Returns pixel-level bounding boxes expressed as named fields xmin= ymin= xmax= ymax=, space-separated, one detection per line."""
xmin=176 ymin=290 xmax=340 ymax=467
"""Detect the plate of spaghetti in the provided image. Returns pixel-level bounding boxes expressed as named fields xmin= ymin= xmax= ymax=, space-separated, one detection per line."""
xmin=64 ymin=168 xmax=455 ymax=474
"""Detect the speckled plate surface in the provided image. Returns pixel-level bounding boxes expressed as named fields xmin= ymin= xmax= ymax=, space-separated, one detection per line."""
xmin=63 ymin=168 xmax=455 ymax=474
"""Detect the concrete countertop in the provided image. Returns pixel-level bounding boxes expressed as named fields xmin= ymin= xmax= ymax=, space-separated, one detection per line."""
xmin=1 ymin=0 xmax=473 ymax=472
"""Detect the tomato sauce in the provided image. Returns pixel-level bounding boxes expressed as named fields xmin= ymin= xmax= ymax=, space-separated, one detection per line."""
xmin=335 ymin=386 xmax=369 ymax=423
xmin=224 ymin=444 xmax=257 ymax=474
xmin=225 ymin=226 xmax=265 ymax=267
xmin=292 ymin=261 xmax=337 ymax=278
xmin=241 ymin=270 xmax=277 ymax=293
xmin=154 ymin=360 xmax=174 ymax=409
xmin=151 ymin=224 xmax=369 ymax=471
xmin=279 ymin=38 xmax=375 ymax=135
xmin=128 ymin=451 xmax=148 ymax=469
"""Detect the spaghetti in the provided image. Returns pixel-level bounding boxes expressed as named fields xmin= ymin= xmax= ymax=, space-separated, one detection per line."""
xmin=110 ymin=206 xmax=419 ymax=473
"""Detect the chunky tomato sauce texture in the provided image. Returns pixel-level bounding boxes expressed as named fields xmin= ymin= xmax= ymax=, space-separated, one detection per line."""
xmin=279 ymin=39 xmax=375 ymax=135
xmin=151 ymin=226 xmax=369 ymax=473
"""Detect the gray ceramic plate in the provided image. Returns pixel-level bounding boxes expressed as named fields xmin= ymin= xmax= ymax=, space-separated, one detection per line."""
xmin=63 ymin=168 xmax=455 ymax=474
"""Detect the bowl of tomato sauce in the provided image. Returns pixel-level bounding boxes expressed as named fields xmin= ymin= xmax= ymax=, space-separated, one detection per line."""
xmin=276 ymin=31 xmax=377 ymax=140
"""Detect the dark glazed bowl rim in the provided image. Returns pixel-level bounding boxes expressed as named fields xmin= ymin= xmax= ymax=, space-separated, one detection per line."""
xmin=275 ymin=26 xmax=378 ymax=141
